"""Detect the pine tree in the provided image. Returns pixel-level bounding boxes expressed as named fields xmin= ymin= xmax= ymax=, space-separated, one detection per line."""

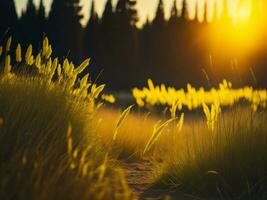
xmin=37 ymin=0 xmax=47 ymax=38
xmin=97 ymin=0 xmax=116 ymax=87
xmin=153 ymin=0 xmax=165 ymax=27
xmin=181 ymin=0 xmax=189 ymax=20
xmin=169 ymin=0 xmax=178 ymax=25
xmin=38 ymin=0 xmax=46 ymax=25
xmin=109 ymin=0 xmax=139 ymax=88
xmin=102 ymin=0 xmax=114 ymax=25
xmin=84 ymin=0 xmax=99 ymax=57
xmin=203 ymin=0 xmax=208 ymax=23
xmin=24 ymin=0 xmax=37 ymax=20
xmin=0 ymin=0 xmax=17 ymax=37
xmin=193 ymin=0 xmax=199 ymax=23
xmin=86 ymin=0 xmax=99 ymax=33
xmin=116 ymin=0 xmax=138 ymax=27
xmin=19 ymin=0 xmax=39 ymax=49
xmin=48 ymin=0 xmax=83 ymax=62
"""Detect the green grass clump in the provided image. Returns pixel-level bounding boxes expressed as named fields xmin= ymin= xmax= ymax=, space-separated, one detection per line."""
xmin=153 ymin=108 xmax=267 ymax=199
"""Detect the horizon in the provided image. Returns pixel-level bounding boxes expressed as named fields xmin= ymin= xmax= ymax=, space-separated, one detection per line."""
xmin=14 ymin=0 xmax=249 ymax=27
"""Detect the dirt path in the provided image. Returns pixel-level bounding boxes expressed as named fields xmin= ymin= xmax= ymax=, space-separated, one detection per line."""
xmin=121 ymin=159 xmax=173 ymax=200
xmin=121 ymin=159 xmax=154 ymax=198
xmin=121 ymin=159 xmax=198 ymax=200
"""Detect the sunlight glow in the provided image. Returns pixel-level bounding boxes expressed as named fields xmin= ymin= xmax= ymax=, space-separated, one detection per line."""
xmin=206 ymin=0 xmax=265 ymax=70
xmin=232 ymin=1 xmax=251 ymax=24
xmin=237 ymin=7 xmax=250 ymax=21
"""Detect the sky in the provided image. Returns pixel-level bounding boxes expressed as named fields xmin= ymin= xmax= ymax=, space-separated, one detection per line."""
xmin=14 ymin=0 xmax=242 ymax=26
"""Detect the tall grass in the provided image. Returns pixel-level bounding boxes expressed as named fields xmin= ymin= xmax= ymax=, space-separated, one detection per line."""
xmin=153 ymin=108 xmax=267 ymax=199
xmin=2 ymin=36 xmax=267 ymax=200
xmin=0 ymin=37 xmax=135 ymax=200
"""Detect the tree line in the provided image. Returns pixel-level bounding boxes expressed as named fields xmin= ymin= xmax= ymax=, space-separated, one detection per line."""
xmin=1 ymin=0 xmax=267 ymax=89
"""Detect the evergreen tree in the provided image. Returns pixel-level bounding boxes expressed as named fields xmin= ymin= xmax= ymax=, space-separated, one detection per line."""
xmin=150 ymin=0 xmax=170 ymax=83
xmin=35 ymin=0 xmax=47 ymax=48
xmin=84 ymin=0 xmax=99 ymax=56
xmin=116 ymin=0 xmax=138 ymax=27
xmin=19 ymin=0 xmax=40 ymax=49
xmin=181 ymin=0 xmax=189 ymax=20
xmin=193 ymin=0 xmax=199 ymax=23
xmin=99 ymin=0 xmax=116 ymax=84
xmin=102 ymin=0 xmax=114 ymax=25
xmin=38 ymin=0 xmax=46 ymax=33
xmin=169 ymin=0 xmax=178 ymax=25
xmin=0 ymin=0 xmax=17 ymax=38
xmin=153 ymin=0 xmax=165 ymax=27
xmin=84 ymin=0 xmax=99 ymax=75
xmin=203 ymin=0 xmax=208 ymax=24
xmin=109 ymin=0 xmax=139 ymax=88
xmin=48 ymin=0 xmax=83 ymax=62
xmin=23 ymin=0 xmax=37 ymax=21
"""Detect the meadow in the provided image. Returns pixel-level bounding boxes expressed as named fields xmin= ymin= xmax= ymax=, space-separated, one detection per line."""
xmin=1 ymin=37 xmax=267 ymax=200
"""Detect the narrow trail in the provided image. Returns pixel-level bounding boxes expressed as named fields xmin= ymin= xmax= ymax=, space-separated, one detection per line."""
xmin=121 ymin=159 xmax=172 ymax=200
xmin=121 ymin=159 xmax=197 ymax=200
xmin=121 ymin=159 xmax=156 ymax=199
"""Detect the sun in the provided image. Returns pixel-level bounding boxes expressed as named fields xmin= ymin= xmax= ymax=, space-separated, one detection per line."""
xmin=233 ymin=2 xmax=251 ymax=24
xmin=237 ymin=7 xmax=250 ymax=21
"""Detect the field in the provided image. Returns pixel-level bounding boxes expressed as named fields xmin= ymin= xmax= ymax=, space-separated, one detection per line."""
xmin=1 ymin=37 xmax=267 ymax=200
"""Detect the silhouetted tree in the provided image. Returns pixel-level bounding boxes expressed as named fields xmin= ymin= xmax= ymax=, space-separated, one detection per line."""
xmin=1 ymin=0 xmax=267 ymax=88
xmin=0 ymin=0 xmax=17 ymax=39
xmin=84 ymin=0 xmax=99 ymax=56
xmin=19 ymin=0 xmax=40 ymax=50
xmin=181 ymin=0 xmax=189 ymax=20
xmin=109 ymin=0 xmax=139 ymax=88
xmin=139 ymin=18 xmax=152 ymax=80
xmin=193 ymin=1 xmax=199 ymax=23
xmin=169 ymin=0 xmax=178 ymax=25
xmin=37 ymin=0 xmax=46 ymax=36
xmin=203 ymin=0 xmax=209 ymax=24
xmin=48 ymin=0 xmax=83 ymax=63
xmin=116 ymin=0 xmax=138 ymax=27
xmin=153 ymin=0 xmax=165 ymax=27
xmin=102 ymin=0 xmax=113 ymax=24
xmin=149 ymin=0 xmax=170 ymax=83
xmin=84 ymin=0 xmax=100 ymax=77
xmin=98 ymin=0 xmax=117 ymax=85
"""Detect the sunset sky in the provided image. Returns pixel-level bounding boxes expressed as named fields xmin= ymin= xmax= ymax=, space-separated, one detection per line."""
xmin=14 ymin=0 xmax=246 ymax=26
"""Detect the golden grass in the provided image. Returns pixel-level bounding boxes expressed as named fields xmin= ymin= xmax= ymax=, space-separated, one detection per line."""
xmin=2 ymin=36 xmax=267 ymax=200
xmin=152 ymin=108 xmax=267 ymax=199
xmin=0 ymin=37 xmax=136 ymax=200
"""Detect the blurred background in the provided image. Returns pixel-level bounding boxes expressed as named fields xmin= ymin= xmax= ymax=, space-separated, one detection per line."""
xmin=1 ymin=0 xmax=267 ymax=90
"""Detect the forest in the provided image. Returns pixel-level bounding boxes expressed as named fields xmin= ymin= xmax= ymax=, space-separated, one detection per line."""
xmin=2 ymin=0 xmax=267 ymax=90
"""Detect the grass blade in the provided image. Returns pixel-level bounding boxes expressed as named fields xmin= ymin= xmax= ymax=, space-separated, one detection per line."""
xmin=113 ymin=105 xmax=134 ymax=141
xmin=143 ymin=118 xmax=175 ymax=155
